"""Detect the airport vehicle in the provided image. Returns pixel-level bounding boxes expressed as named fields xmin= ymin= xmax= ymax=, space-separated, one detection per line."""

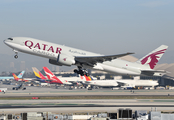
xmin=0 ymin=71 xmax=25 ymax=80
xmin=12 ymin=84 xmax=26 ymax=90
xmin=43 ymin=67 xmax=72 ymax=85
xmin=0 ymin=88 xmax=7 ymax=93
xmin=4 ymin=37 xmax=168 ymax=76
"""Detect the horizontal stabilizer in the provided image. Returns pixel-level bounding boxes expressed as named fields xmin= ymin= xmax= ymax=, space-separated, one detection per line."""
xmin=141 ymin=70 xmax=168 ymax=76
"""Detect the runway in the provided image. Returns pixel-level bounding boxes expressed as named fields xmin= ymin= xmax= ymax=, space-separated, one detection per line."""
xmin=1 ymin=84 xmax=174 ymax=113
xmin=1 ymin=85 xmax=174 ymax=97
xmin=1 ymin=99 xmax=174 ymax=113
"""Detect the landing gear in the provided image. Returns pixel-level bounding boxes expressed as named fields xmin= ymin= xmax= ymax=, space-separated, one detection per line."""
xmin=74 ymin=66 xmax=89 ymax=76
xmin=13 ymin=50 xmax=18 ymax=59
xmin=14 ymin=55 xmax=18 ymax=59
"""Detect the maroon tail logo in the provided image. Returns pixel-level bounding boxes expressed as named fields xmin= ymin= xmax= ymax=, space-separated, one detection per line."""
xmin=141 ymin=49 xmax=166 ymax=69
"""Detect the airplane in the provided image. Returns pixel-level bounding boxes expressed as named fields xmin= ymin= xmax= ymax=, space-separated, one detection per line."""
xmin=116 ymin=79 xmax=159 ymax=89
xmin=0 ymin=71 xmax=25 ymax=80
xmin=43 ymin=67 xmax=72 ymax=85
xmin=32 ymin=67 xmax=48 ymax=83
xmin=32 ymin=67 xmax=86 ymax=85
xmin=85 ymin=80 xmax=119 ymax=89
xmin=85 ymin=79 xmax=159 ymax=90
xmin=12 ymin=73 xmax=30 ymax=82
xmin=4 ymin=37 xmax=168 ymax=76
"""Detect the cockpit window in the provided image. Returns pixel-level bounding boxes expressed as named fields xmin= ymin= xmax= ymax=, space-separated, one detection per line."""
xmin=8 ymin=38 xmax=13 ymax=40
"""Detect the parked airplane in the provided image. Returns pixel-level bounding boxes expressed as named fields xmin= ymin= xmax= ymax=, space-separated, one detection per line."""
xmin=0 ymin=71 xmax=25 ymax=80
xmin=4 ymin=37 xmax=168 ymax=76
xmin=12 ymin=73 xmax=30 ymax=82
xmin=32 ymin=67 xmax=48 ymax=83
xmin=32 ymin=67 xmax=85 ymax=85
xmin=116 ymin=79 xmax=159 ymax=89
xmin=85 ymin=79 xmax=158 ymax=90
xmin=85 ymin=80 xmax=119 ymax=88
xmin=43 ymin=67 xmax=72 ymax=85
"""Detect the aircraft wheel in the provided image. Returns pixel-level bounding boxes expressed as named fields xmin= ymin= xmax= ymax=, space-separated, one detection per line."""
xmin=14 ymin=55 xmax=18 ymax=59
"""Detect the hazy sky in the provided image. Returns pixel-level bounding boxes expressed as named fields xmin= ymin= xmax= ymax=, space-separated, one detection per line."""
xmin=0 ymin=0 xmax=174 ymax=72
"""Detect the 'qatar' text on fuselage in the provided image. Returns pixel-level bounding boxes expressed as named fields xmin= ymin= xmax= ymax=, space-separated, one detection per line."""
xmin=24 ymin=40 xmax=62 ymax=54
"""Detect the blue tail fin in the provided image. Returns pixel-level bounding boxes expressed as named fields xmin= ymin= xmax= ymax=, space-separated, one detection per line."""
xmin=17 ymin=71 xmax=25 ymax=78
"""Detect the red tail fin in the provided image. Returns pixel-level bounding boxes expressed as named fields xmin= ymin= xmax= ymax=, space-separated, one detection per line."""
xmin=84 ymin=75 xmax=91 ymax=81
xmin=12 ymin=73 xmax=19 ymax=81
xmin=43 ymin=67 xmax=63 ymax=84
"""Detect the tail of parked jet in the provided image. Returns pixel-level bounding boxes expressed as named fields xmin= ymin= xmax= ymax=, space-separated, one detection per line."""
xmin=137 ymin=45 xmax=168 ymax=69
xmin=43 ymin=67 xmax=72 ymax=85
xmin=32 ymin=67 xmax=47 ymax=80
xmin=12 ymin=73 xmax=29 ymax=82
xmin=17 ymin=71 xmax=25 ymax=78
xmin=12 ymin=73 xmax=19 ymax=81
xmin=84 ymin=75 xmax=93 ymax=81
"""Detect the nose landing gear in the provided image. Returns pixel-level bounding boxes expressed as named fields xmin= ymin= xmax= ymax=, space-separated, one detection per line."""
xmin=13 ymin=50 xmax=18 ymax=59
xmin=14 ymin=55 xmax=18 ymax=59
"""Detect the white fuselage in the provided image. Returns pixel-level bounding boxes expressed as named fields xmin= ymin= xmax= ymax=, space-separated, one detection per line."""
xmin=3 ymin=37 xmax=157 ymax=76
xmin=85 ymin=80 xmax=118 ymax=87
xmin=85 ymin=79 xmax=158 ymax=87
xmin=116 ymin=79 xmax=159 ymax=87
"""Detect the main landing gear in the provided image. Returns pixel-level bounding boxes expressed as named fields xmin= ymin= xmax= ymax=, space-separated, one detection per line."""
xmin=74 ymin=66 xmax=89 ymax=76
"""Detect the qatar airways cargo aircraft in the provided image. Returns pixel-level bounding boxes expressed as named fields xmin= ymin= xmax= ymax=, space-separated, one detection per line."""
xmin=4 ymin=37 xmax=168 ymax=76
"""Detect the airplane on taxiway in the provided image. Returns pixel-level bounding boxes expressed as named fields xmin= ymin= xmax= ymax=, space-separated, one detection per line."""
xmin=0 ymin=71 xmax=25 ymax=80
xmin=4 ymin=37 xmax=168 ymax=76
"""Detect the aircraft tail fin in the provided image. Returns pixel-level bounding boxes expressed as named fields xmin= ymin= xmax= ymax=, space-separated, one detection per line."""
xmin=84 ymin=75 xmax=93 ymax=81
xmin=32 ymin=67 xmax=47 ymax=80
xmin=17 ymin=71 xmax=25 ymax=78
xmin=137 ymin=45 xmax=168 ymax=69
xmin=12 ymin=73 xmax=19 ymax=81
xmin=43 ymin=67 xmax=63 ymax=84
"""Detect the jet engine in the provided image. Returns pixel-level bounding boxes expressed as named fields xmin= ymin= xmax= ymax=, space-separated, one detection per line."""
xmin=49 ymin=54 xmax=75 ymax=66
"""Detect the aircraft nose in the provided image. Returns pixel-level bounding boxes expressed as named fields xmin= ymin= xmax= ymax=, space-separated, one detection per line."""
xmin=3 ymin=39 xmax=8 ymax=45
xmin=3 ymin=38 xmax=13 ymax=45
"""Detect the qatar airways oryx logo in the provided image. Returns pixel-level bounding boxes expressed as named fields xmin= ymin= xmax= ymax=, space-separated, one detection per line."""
xmin=25 ymin=40 xmax=62 ymax=54
xmin=141 ymin=49 xmax=167 ymax=69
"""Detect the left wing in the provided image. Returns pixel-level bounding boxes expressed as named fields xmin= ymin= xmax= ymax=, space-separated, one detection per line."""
xmin=75 ymin=52 xmax=134 ymax=66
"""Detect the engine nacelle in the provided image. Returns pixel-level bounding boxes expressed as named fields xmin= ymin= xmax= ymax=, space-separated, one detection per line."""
xmin=49 ymin=54 xmax=75 ymax=66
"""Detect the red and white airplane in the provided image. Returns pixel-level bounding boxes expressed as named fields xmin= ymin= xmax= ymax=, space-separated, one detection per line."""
xmin=4 ymin=37 xmax=168 ymax=76
xmin=43 ymin=67 xmax=72 ymax=85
